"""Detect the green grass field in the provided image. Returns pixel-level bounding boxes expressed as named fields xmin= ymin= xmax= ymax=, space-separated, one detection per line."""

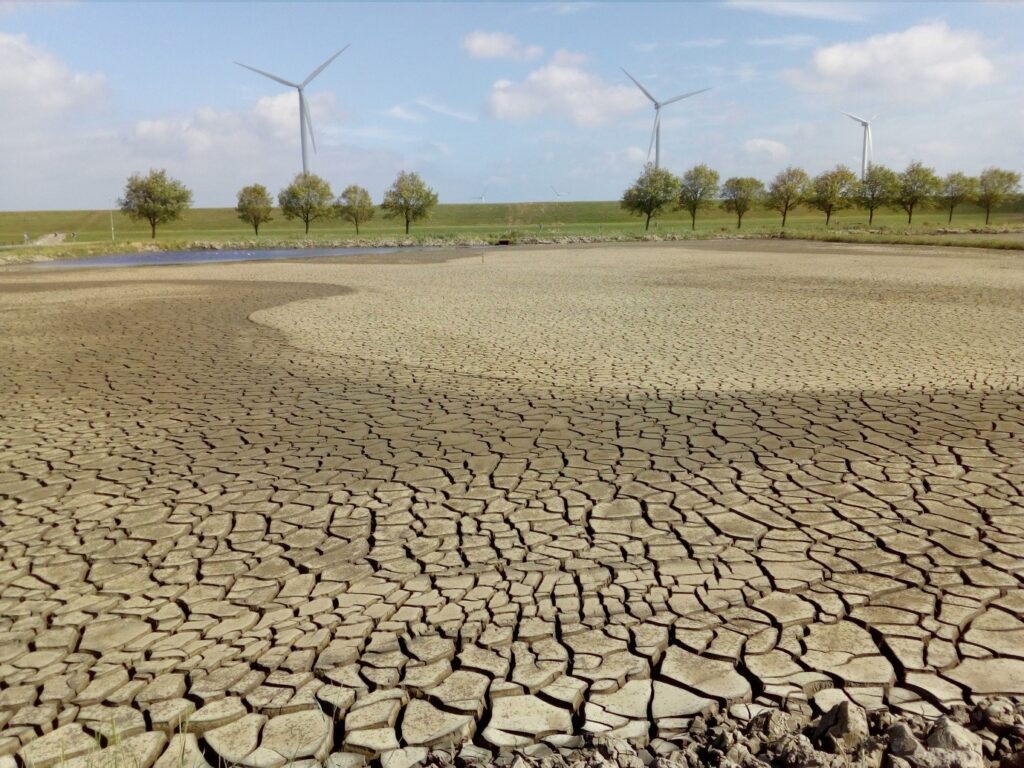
xmin=1 ymin=199 xmax=1022 ymax=257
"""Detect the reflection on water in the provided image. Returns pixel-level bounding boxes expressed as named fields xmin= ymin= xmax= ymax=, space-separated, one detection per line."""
xmin=27 ymin=247 xmax=405 ymax=269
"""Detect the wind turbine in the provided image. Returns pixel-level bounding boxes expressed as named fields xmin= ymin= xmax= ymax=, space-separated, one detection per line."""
xmin=551 ymin=186 xmax=565 ymax=199
xmin=622 ymin=68 xmax=709 ymax=169
xmin=472 ymin=189 xmax=486 ymax=203
xmin=235 ymin=46 xmax=349 ymax=175
xmin=842 ymin=111 xmax=878 ymax=180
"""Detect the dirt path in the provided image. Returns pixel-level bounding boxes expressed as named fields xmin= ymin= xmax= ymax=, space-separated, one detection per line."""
xmin=30 ymin=232 xmax=67 ymax=246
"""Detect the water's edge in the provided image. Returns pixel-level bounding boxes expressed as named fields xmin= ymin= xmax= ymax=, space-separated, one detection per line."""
xmin=16 ymin=246 xmax=439 ymax=270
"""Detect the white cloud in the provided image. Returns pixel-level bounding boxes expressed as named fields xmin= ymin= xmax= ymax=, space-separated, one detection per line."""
xmin=0 ymin=0 xmax=76 ymax=14
xmin=679 ymin=38 xmax=727 ymax=49
xmin=750 ymin=34 xmax=818 ymax=50
xmin=462 ymin=30 xmax=543 ymax=61
xmin=551 ymin=49 xmax=589 ymax=67
xmin=487 ymin=51 xmax=647 ymax=126
xmin=341 ymin=125 xmax=418 ymax=144
xmin=387 ymin=104 xmax=424 ymax=123
xmin=743 ymin=138 xmax=790 ymax=161
xmin=786 ymin=22 xmax=995 ymax=99
xmin=0 ymin=32 xmax=105 ymax=117
xmin=385 ymin=98 xmax=477 ymax=124
xmin=624 ymin=146 xmax=648 ymax=164
xmin=250 ymin=90 xmax=335 ymax=143
xmin=132 ymin=105 xmax=269 ymax=158
xmin=414 ymin=97 xmax=478 ymax=123
xmin=116 ymin=95 xmax=411 ymax=203
xmin=725 ymin=1 xmax=869 ymax=23
xmin=0 ymin=39 xmax=424 ymax=209
xmin=528 ymin=2 xmax=597 ymax=15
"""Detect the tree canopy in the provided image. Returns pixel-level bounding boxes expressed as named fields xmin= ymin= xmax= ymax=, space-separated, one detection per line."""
xmin=939 ymin=172 xmax=978 ymax=224
xmin=857 ymin=165 xmax=899 ymax=225
xmin=380 ymin=171 xmax=439 ymax=234
xmin=810 ymin=165 xmax=859 ymax=226
xmin=896 ymin=161 xmax=941 ymax=224
xmin=620 ymin=164 xmax=681 ymax=231
xmin=278 ymin=173 xmax=334 ymax=234
xmin=235 ymin=183 xmax=274 ymax=235
xmin=117 ymin=169 xmax=192 ymax=239
xmin=977 ymin=167 xmax=1022 ymax=224
xmin=720 ymin=177 xmax=765 ymax=229
xmin=335 ymin=185 xmax=375 ymax=235
xmin=677 ymin=164 xmax=720 ymax=230
xmin=766 ymin=167 xmax=810 ymax=228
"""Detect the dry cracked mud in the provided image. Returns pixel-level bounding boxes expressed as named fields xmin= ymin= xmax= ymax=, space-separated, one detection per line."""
xmin=1 ymin=241 xmax=1023 ymax=768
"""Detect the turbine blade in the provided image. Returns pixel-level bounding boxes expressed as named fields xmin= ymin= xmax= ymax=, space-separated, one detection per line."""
xmin=647 ymin=112 xmax=659 ymax=161
xmin=660 ymin=87 xmax=711 ymax=106
xmin=841 ymin=111 xmax=867 ymax=124
xmin=301 ymin=93 xmax=317 ymax=154
xmin=235 ymin=61 xmax=298 ymax=88
xmin=303 ymin=44 xmax=350 ymax=87
xmin=621 ymin=68 xmax=658 ymax=104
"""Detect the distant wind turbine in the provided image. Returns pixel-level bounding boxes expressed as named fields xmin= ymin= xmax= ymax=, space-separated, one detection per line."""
xmin=235 ymin=46 xmax=349 ymax=175
xmin=551 ymin=186 xmax=565 ymax=199
xmin=622 ymin=68 xmax=709 ymax=169
xmin=842 ymin=111 xmax=879 ymax=180
xmin=472 ymin=189 xmax=486 ymax=203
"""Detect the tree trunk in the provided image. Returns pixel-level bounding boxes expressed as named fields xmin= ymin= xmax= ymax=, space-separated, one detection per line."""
xmin=254 ymin=223 xmax=260 ymax=236
xmin=825 ymin=210 xmax=832 ymax=227
xmin=690 ymin=211 xmax=696 ymax=230
xmin=150 ymin=220 xmax=157 ymax=239
xmin=985 ymin=208 xmax=991 ymax=225
xmin=907 ymin=206 xmax=913 ymax=224
xmin=736 ymin=212 xmax=742 ymax=229
xmin=305 ymin=219 xmax=310 ymax=234
xmin=645 ymin=213 xmax=651 ymax=231
xmin=869 ymin=207 xmax=874 ymax=226
xmin=782 ymin=208 xmax=788 ymax=228
xmin=948 ymin=205 xmax=954 ymax=224
xmin=405 ymin=217 xmax=410 ymax=234
xmin=355 ymin=221 xmax=360 ymax=235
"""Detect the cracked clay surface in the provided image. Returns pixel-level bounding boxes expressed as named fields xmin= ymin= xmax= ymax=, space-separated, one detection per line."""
xmin=0 ymin=240 xmax=1022 ymax=768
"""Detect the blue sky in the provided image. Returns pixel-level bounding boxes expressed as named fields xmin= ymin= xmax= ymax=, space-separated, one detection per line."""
xmin=1 ymin=1 xmax=1022 ymax=209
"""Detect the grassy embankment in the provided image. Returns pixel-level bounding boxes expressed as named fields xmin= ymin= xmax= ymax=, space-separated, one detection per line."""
xmin=1 ymin=200 xmax=1022 ymax=263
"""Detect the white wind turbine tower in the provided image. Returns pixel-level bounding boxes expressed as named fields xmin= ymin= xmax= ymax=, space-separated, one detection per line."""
xmin=842 ymin=111 xmax=878 ymax=180
xmin=622 ymin=68 xmax=709 ymax=169
xmin=236 ymin=46 xmax=349 ymax=175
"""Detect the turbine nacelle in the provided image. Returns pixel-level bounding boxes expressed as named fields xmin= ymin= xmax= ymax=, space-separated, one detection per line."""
xmin=235 ymin=45 xmax=349 ymax=174
xmin=621 ymin=68 xmax=709 ymax=168
xmin=842 ymin=110 xmax=880 ymax=180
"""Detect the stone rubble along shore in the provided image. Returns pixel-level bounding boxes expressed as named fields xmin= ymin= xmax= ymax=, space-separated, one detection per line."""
xmin=408 ymin=698 xmax=1024 ymax=768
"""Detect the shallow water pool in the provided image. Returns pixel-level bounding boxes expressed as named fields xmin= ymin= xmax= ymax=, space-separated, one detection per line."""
xmin=24 ymin=246 xmax=407 ymax=269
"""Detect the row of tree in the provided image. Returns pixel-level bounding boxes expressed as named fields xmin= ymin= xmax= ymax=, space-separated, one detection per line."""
xmin=237 ymin=171 xmax=438 ymax=236
xmin=622 ymin=163 xmax=1022 ymax=230
xmin=118 ymin=169 xmax=439 ymax=238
